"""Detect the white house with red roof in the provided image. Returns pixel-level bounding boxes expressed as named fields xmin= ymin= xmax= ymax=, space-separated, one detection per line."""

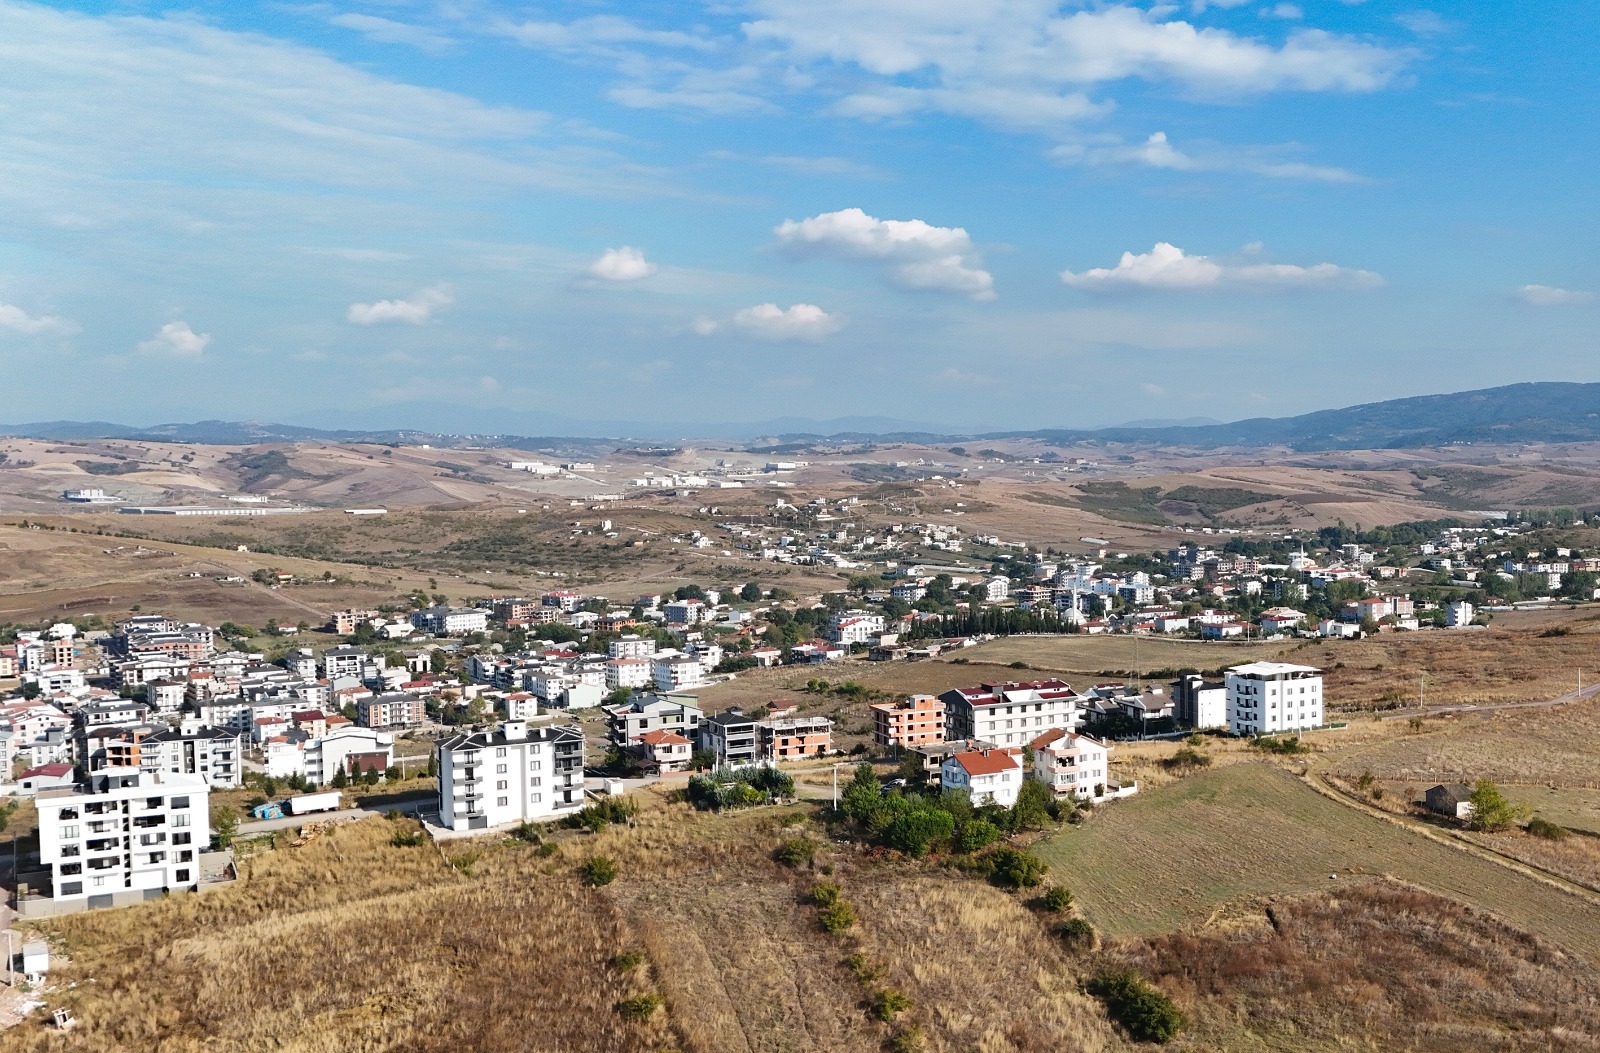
xmin=940 ymin=747 xmax=1024 ymax=807
xmin=939 ymin=679 xmax=1084 ymax=747
xmin=634 ymin=728 xmax=693 ymax=773
xmin=1030 ymin=729 xmax=1115 ymax=801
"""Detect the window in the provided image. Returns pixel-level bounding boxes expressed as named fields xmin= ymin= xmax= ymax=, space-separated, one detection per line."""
xmin=496 ymin=780 xmax=508 ymax=791
xmin=174 ymin=832 xmax=191 ymax=845
xmin=496 ymin=763 xmax=507 ymax=774
xmin=176 ymin=869 xmax=190 ymax=882
xmin=171 ymin=796 xmax=190 ymax=809
xmin=62 ymin=844 xmax=80 ymax=858
xmin=496 ymin=796 xmax=509 ymax=807
xmin=61 ymin=881 xmax=82 ymax=896
xmin=173 ymin=814 xmax=190 ymax=828
xmin=60 ymin=824 xmax=78 ymax=840
xmin=146 ymin=797 xmax=164 ymax=809
xmin=92 ymin=876 xmax=106 ymax=888
xmin=530 ymin=793 xmax=541 ymax=803
xmin=530 ymin=777 xmax=542 ymax=787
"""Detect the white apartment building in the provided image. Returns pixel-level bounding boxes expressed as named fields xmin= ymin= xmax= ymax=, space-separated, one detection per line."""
xmin=436 ymin=718 xmax=584 ymax=831
xmin=940 ymin=679 xmax=1084 ymax=747
xmin=1225 ymin=662 xmax=1324 ymax=736
xmin=606 ymin=657 xmax=652 ymax=691
xmin=604 ymin=694 xmax=704 ymax=748
xmin=983 ymin=577 xmax=1011 ymax=602
xmin=829 ymin=610 xmax=886 ymax=646
xmin=320 ymin=646 xmax=368 ymax=681
xmin=410 ymin=606 xmax=490 ymax=636
xmin=1445 ymin=600 xmax=1475 ymax=628
xmin=652 ymin=653 xmax=706 ymax=691
xmin=306 ymin=726 xmax=394 ymax=786
xmin=608 ymin=634 xmax=658 ymax=660
xmin=663 ymin=599 xmax=707 ymax=626
xmin=36 ymin=768 xmax=210 ymax=905
xmin=1172 ymin=674 xmax=1228 ymax=729
xmin=1032 ymin=732 xmax=1111 ymax=800
xmin=941 ymin=748 xmax=1024 ymax=808
xmin=141 ymin=725 xmax=243 ymax=789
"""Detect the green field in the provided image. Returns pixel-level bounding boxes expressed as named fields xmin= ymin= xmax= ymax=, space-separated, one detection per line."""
xmin=1036 ymin=763 xmax=1600 ymax=962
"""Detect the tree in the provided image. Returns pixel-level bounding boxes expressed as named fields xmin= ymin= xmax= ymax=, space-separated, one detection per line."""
xmin=213 ymin=806 xmax=240 ymax=849
xmin=740 ymin=582 xmax=762 ymax=602
xmin=331 ymin=766 xmax=348 ymax=789
xmin=1009 ymin=779 xmax=1056 ymax=831
xmin=580 ymin=856 xmax=619 ymax=887
xmin=988 ymin=847 xmax=1048 ymax=889
xmin=430 ymin=650 xmax=450 ymax=674
xmin=886 ymin=808 xmax=955 ymax=857
xmin=1468 ymin=779 xmax=1528 ymax=831
xmin=840 ymin=763 xmax=881 ymax=822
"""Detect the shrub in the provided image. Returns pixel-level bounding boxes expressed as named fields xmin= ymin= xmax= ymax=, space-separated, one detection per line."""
xmin=810 ymin=881 xmax=843 ymax=907
xmin=511 ymin=821 xmax=543 ymax=845
xmin=389 ymin=830 xmax=425 ymax=847
xmin=1162 ymin=746 xmax=1212 ymax=771
xmin=1040 ymin=885 xmax=1074 ymax=912
xmin=1087 ymin=970 xmax=1186 ymax=1043
xmin=871 ymin=989 xmax=912 ymax=1022
xmin=616 ymin=994 xmax=661 ymax=1020
xmin=955 ymin=818 xmax=1000 ymax=853
xmin=819 ymin=900 xmax=858 ymax=934
xmin=887 ymin=1025 xmax=927 ymax=1053
xmin=610 ymin=950 xmax=645 ymax=972
xmin=846 ymin=952 xmax=883 ymax=984
xmin=774 ymin=837 xmax=818 ymax=867
xmin=988 ymin=847 xmax=1048 ymax=890
xmin=1356 ymin=769 xmax=1375 ymax=791
xmin=1056 ymin=917 xmax=1097 ymax=951
xmin=1468 ymin=779 xmax=1530 ymax=832
xmin=580 ymin=856 xmax=619 ymax=888
xmin=1251 ymin=735 xmax=1310 ymax=755
xmin=1008 ymin=778 xmax=1057 ymax=831
xmin=1527 ymin=816 xmax=1570 ymax=841
xmin=886 ymin=808 xmax=955 ymax=857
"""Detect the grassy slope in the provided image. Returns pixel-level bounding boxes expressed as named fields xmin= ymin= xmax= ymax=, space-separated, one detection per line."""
xmin=1036 ymin=764 xmax=1600 ymax=963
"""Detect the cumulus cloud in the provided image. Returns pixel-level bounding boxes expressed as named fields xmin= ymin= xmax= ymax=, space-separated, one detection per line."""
xmin=774 ymin=208 xmax=995 ymax=300
xmin=1061 ymin=242 xmax=1382 ymax=291
xmin=1516 ymin=284 xmax=1593 ymax=307
xmin=0 ymin=302 xmax=65 ymax=334
xmin=1050 ymin=131 xmax=1363 ymax=183
xmin=346 ymin=285 xmax=453 ymax=324
xmin=137 ymin=320 xmax=210 ymax=357
xmin=730 ymin=303 xmax=841 ymax=340
xmin=587 ymin=246 xmax=658 ymax=282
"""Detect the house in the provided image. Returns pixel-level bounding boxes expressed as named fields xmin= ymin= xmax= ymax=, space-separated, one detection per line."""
xmin=635 ymin=729 xmax=693 ymax=773
xmin=435 ymin=718 xmax=584 ymax=831
xmin=701 ymin=707 xmax=761 ymax=766
xmin=1031 ymin=730 xmax=1114 ymax=800
xmin=828 ymin=610 xmax=886 ymax=646
xmin=1257 ymin=608 xmax=1306 ymax=636
xmin=604 ymin=694 xmax=704 ymax=748
xmin=17 ymin=763 xmax=75 ymax=795
xmin=868 ymin=694 xmax=946 ymax=749
xmin=1225 ymin=662 xmax=1323 ymax=736
xmin=1201 ymin=622 xmax=1246 ymax=640
xmin=983 ymin=577 xmax=1011 ymax=602
xmin=1171 ymin=674 xmax=1227 ymax=729
xmin=941 ymin=679 xmax=1083 ymax=748
xmin=35 ymin=768 xmax=210 ymax=905
xmin=1424 ymin=783 xmax=1474 ymax=819
xmin=940 ymin=748 xmax=1024 ymax=807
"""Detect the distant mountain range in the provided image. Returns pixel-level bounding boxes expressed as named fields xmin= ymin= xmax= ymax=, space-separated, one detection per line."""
xmin=4 ymin=382 xmax=1600 ymax=452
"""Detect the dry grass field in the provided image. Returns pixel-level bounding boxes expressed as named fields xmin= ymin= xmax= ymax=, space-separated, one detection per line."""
xmin=1035 ymin=764 xmax=1600 ymax=964
xmin=955 ymin=635 xmax=1297 ymax=676
xmin=1109 ymin=880 xmax=1600 ymax=1052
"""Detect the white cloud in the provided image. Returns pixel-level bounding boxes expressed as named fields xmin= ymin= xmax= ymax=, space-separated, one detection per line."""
xmin=346 ymin=285 xmax=453 ymax=324
xmin=1050 ymin=131 xmax=1364 ymax=183
xmin=137 ymin=320 xmax=210 ymax=357
xmin=690 ymin=316 xmax=721 ymax=335
xmin=1516 ymin=285 xmax=1593 ymax=307
xmin=1141 ymin=382 xmax=1168 ymax=397
xmin=497 ymin=15 xmax=717 ymax=55
xmin=0 ymin=302 xmax=65 ymax=334
xmin=1265 ymin=4 xmax=1304 ymax=19
xmin=774 ymin=208 xmax=995 ymax=300
xmin=730 ymin=303 xmax=841 ymax=341
xmin=708 ymin=150 xmax=889 ymax=180
xmin=588 ymin=246 xmax=658 ymax=282
xmin=1061 ymin=242 xmax=1382 ymax=290
xmin=329 ymin=14 xmax=455 ymax=53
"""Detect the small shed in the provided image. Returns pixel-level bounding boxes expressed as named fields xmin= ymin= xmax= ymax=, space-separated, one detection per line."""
xmin=1424 ymin=783 xmax=1474 ymax=819
xmin=22 ymin=941 xmax=49 ymax=979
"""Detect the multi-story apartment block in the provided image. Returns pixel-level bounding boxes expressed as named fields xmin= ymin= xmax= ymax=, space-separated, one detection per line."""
xmin=760 ymin=714 xmax=832 ymax=759
xmin=320 ymin=645 xmax=368 ymax=681
xmin=356 ymin=692 xmax=426 ymax=730
xmin=828 ymin=610 xmax=885 ymax=646
xmin=436 ymin=718 xmax=584 ymax=831
xmin=869 ymin=694 xmax=946 ymax=749
xmin=1224 ymin=662 xmax=1323 ymax=736
xmin=606 ymin=657 xmax=652 ymax=691
xmin=940 ymin=679 xmax=1083 ymax=748
xmin=35 ymin=768 xmax=210 ymax=905
xmin=604 ymin=694 xmax=703 ymax=748
xmin=1031 ymin=730 xmax=1111 ymax=800
xmin=1172 ymin=674 xmax=1227 ymax=729
xmin=663 ymin=599 xmax=706 ymax=626
xmin=608 ymin=634 xmax=658 ymax=660
xmin=700 ymin=708 xmax=761 ymax=766
xmin=652 ymin=654 xmax=705 ymax=692
xmin=410 ymin=606 xmax=490 ymax=636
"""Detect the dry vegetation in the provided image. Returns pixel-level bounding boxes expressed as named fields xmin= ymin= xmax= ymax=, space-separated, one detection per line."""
xmin=1035 ymin=763 xmax=1600 ymax=964
xmin=1108 ymin=880 xmax=1600 ymax=1052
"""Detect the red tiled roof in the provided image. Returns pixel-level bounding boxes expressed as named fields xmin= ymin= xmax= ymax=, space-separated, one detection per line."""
xmin=21 ymin=763 xmax=72 ymax=779
xmin=640 ymin=729 xmax=690 ymax=746
xmin=952 ymin=749 xmax=1021 ymax=777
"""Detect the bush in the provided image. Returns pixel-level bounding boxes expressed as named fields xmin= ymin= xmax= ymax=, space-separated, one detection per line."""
xmin=580 ymin=856 xmax=619 ymax=887
xmin=1527 ymin=816 xmax=1570 ymax=841
xmin=1056 ymin=917 xmax=1097 ymax=951
xmin=988 ymin=847 xmax=1048 ymax=890
xmin=955 ymin=818 xmax=1000 ymax=853
xmin=810 ymin=880 xmax=843 ymax=907
xmin=886 ymin=808 xmax=955 ymax=857
xmin=1162 ymin=746 xmax=1212 ymax=771
xmin=567 ymin=796 xmax=639 ymax=832
xmin=1087 ymin=971 xmax=1186 ymax=1044
xmin=846 ymin=952 xmax=883 ymax=984
xmin=389 ymin=829 xmax=425 ymax=847
xmin=871 ymin=989 xmax=912 ymax=1022
xmin=887 ymin=1025 xmax=927 ymax=1053
xmin=1008 ymin=778 xmax=1058 ymax=831
xmin=1040 ymin=885 xmax=1074 ymax=912
xmin=1251 ymin=735 xmax=1310 ymax=755
xmin=1469 ymin=779 xmax=1530 ymax=832
xmin=610 ymin=950 xmax=645 ymax=972
xmin=616 ymin=994 xmax=661 ymax=1020
xmin=774 ymin=837 xmax=818 ymax=867
xmin=819 ymin=900 xmax=858 ymax=934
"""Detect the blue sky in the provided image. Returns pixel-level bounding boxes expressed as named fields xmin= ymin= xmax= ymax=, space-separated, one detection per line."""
xmin=0 ymin=0 xmax=1594 ymax=434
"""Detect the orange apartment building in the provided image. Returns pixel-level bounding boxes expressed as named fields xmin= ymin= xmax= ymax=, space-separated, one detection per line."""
xmin=869 ymin=694 xmax=946 ymax=749
xmin=761 ymin=714 xmax=833 ymax=759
